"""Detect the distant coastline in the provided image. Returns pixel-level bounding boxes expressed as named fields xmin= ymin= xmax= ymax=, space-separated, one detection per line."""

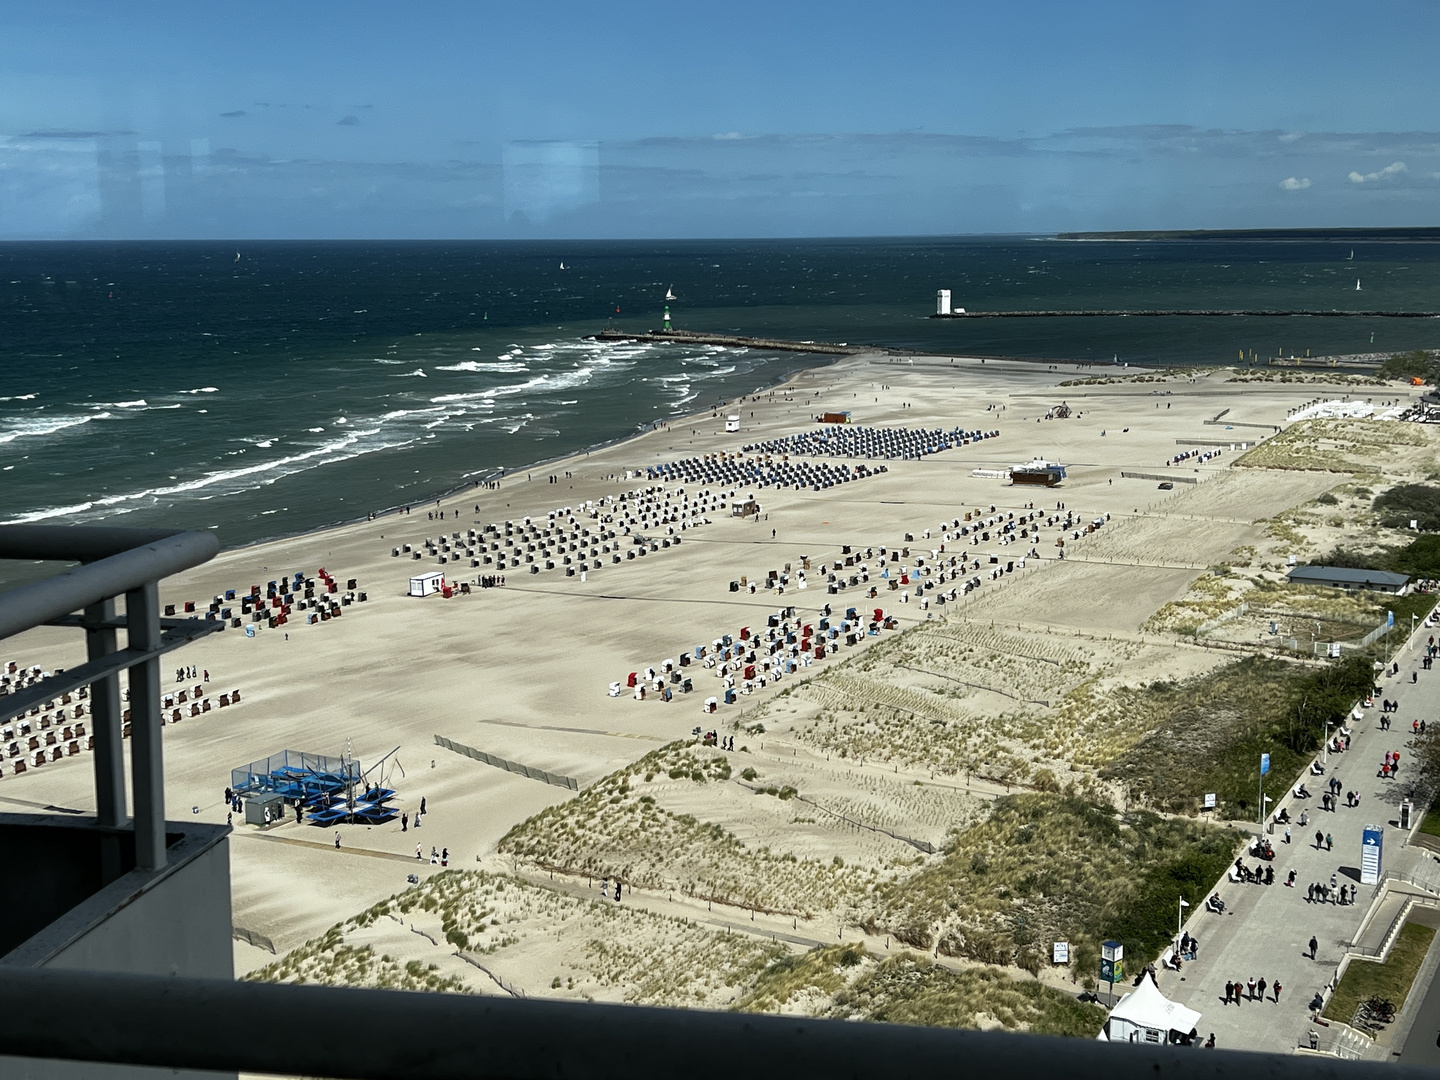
xmin=1054 ymin=227 xmax=1440 ymax=243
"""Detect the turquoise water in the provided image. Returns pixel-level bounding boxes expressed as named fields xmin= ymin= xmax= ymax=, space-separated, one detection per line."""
xmin=1 ymin=236 xmax=1436 ymax=549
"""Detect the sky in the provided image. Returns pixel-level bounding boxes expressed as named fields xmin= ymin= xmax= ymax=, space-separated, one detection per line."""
xmin=1 ymin=0 xmax=1438 ymax=238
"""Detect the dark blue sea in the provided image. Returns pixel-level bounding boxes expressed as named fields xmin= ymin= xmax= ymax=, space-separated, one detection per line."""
xmin=2 ymin=236 xmax=1437 ymax=549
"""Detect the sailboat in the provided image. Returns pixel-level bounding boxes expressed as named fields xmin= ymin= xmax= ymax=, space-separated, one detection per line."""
xmin=234 ymin=251 xmax=240 ymax=263
xmin=1356 ymin=279 xmax=1362 ymax=291
xmin=559 ymin=261 xmax=567 ymax=270
xmin=665 ymin=285 xmax=676 ymax=301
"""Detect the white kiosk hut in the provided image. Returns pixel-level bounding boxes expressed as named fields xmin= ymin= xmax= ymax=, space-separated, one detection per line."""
xmin=408 ymin=571 xmax=446 ymax=598
xmin=1099 ymin=973 xmax=1202 ymax=1045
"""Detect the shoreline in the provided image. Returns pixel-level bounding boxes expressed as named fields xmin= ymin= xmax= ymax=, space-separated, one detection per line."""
xmin=212 ymin=348 xmax=852 ymax=560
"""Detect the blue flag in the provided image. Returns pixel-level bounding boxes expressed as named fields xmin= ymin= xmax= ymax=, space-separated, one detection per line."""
xmin=1260 ymin=753 xmax=1270 ymax=776
xmin=1388 ymin=610 xmax=1395 ymax=628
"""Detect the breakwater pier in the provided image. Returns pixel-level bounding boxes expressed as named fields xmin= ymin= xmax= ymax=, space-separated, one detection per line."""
xmin=588 ymin=329 xmax=873 ymax=355
xmin=931 ymin=309 xmax=1440 ymax=319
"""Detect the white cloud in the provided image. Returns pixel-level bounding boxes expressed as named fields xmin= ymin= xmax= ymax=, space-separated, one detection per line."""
xmin=1279 ymin=176 xmax=1311 ymax=191
xmin=1278 ymin=131 xmax=1305 ymax=143
xmin=1348 ymin=161 xmax=1407 ymax=183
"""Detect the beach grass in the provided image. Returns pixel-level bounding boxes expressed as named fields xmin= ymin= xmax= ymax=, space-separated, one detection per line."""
xmin=497 ymin=742 xmax=863 ymax=918
xmin=1323 ymin=921 xmax=1437 ymax=1029
xmin=866 ymin=794 xmax=1238 ymax=971
xmin=831 ymin=953 xmax=1104 ymax=1037
xmin=1098 ymin=654 xmax=1374 ymax=818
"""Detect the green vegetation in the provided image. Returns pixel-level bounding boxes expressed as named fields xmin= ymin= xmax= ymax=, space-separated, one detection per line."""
xmin=1379 ymin=350 xmax=1438 ymax=383
xmin=736 ymin=943 xmax=865 ymax=1011
xmin=868 ymin=794 xmax=1237 ymax=971
xmin=1323 ymin=922 xmax=1437 ymax=1028
xmin=1418 ymin=800 xmax=1440 ymax=841
xmin=1099 ymin=655 xmax=1373 ymax=818
xmin=1375 ymin=484 xmax=1440 ymax=532
xmin=831 ymin=954 xmax=1103 ymax=1037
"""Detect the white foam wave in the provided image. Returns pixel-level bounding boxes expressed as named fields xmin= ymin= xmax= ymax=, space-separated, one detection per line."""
xmin=178 ymin=387 xmax=219 ymax=394
xmin=434 ymin=360 xmax=529 ymax=373
xmin=5 ymin=426 xmax=418 ymax=525
xmin=0 ymin=394 xmax=37 ymax=401
xmin=0 ymin=412 xmax=109 ymax=445
xmin=394 ymin=368 xmax=428 ymax=377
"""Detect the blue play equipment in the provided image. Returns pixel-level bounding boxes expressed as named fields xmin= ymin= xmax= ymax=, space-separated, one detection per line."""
xmin=231 ymin=748 xmax=400 ymax=826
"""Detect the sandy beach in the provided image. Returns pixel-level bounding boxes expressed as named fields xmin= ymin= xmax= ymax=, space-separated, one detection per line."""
xmin=2 ymin=349 xmax=1432 ymax=1019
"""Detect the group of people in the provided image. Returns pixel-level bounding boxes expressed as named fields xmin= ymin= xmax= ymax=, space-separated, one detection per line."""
xmin=1305 ymin=877 xmax=1357 ymax=905
xmin=400 ymin=796 xmax=428 ymax=832
xmin=1379 ymin=750 xmax=1403 ymax=779
xmin=1233 ymin=857 xmax=1275 ymax=885
xmin=416 ymin=844 xmax=448 ymax=865
xmin=1223 ymin=977 xmax=1281 ymax=1005
xmin=176 ymin=665 xmax=209 ymax=683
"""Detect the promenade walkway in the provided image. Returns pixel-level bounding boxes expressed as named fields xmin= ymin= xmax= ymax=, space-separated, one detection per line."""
xmin=1154 ymin=618 xmax=1440 ymax=1055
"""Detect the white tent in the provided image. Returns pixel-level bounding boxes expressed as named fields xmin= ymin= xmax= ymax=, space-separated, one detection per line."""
xmin=1100 ymin=973 xmax=1202 ymax=1044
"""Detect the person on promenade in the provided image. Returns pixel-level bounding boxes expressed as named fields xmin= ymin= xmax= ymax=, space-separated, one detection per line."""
xmin=1224 ymin=980 xmax=1233 ymax=1004
xmin=1309 ymin=935 xmax=1318 ymax=959
xmin=1273 ymin=981 xmax=1282 ymax=1003
xmin=1285 ymin=825 xmax=1292 ymax=845
xmin=1258 ymin=977 xmax=1268 ymax=1002
xmin=1205 ymin=1034 xmax=1215 ymax=1049
xmin=1247 ymin=977 xmax=1256 ymax=1000
xmin=1326 ymin=833 xmax=1333 ymax=851
xmin=401 ymin=812 xmax=408 ymax=832
xmin=1315 ymin=829 xmax=1324 ymax=849
xmin=415 ymin=842 xmax=422 ymax=860
xmin=1330 ymin=872 xmax=1339 ymax=899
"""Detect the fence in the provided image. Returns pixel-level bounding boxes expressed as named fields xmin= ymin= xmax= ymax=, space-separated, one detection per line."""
xmin=434 ymin=735 xmax=579 ymax=790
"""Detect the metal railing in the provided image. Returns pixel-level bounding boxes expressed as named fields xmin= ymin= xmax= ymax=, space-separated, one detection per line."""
xmin=0 ymin=525 xmax=220 ymax=870
xmin=0 ymin=967 xmax=1434 ymax=1080
xmin=4 ymin=525 xmax=1438 ymax=1079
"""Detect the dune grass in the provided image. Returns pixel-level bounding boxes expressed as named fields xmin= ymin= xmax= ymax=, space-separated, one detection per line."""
xmin=1098 ymin=654 xmax=1373 ymax=818
xmin=832 ymin=953 xmax=1104 ymax=1037
xmin=866 ymin=793 xmax=1238 ymax=972
xmin=498 ymin=742 xmax=862 ymax=918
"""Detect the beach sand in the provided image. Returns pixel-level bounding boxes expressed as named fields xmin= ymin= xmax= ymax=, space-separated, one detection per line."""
xmin=1 ymin=352 xmax=1429 ymax=993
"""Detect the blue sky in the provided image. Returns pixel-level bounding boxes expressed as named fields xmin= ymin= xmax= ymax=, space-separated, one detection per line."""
xmin=1 ymin=0 xmax=1437 ymax=238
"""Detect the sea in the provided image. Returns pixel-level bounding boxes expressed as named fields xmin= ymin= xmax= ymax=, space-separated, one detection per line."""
xmin=2 ymin=235 xmax=1439 ymax=554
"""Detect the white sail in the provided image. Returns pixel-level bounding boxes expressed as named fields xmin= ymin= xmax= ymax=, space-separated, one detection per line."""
xmin=665 ymin=285 xmax=676 ymax=300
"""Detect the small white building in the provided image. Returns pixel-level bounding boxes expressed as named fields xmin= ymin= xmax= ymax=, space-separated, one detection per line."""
xmin=408 ymin=571 xmax=446 ymax=597
xmin=724 ymin=415 xmax=740 ymax=433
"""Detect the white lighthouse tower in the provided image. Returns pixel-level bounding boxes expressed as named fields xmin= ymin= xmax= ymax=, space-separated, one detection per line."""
xmin=936 ymin=289 xmax=952 ymax=316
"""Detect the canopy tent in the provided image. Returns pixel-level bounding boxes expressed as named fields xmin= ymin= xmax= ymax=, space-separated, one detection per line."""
xmin=1101 ymin=973 xmax=1202 ymax=1045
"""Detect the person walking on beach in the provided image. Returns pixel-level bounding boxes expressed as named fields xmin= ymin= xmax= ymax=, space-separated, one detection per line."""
xmin=415 ymin=842 xmax=422 ymax=860
xmin=1272 ymin=980 xmax=1281 ymax=1003
xmin=1326 ymin=832 xmax=1333 ymax=852
xmin=420 ymin=797 xmax=427 ymax=815
xmin=334 ymin=832 xmax=341 ymax=849
xmin=401 ymin=812 xmax=408 ymax=832
xmin=1315 ymin=829 xmax=1324 ymax=849
xmin=1309 ymin=935 xmax=1318 ymax=959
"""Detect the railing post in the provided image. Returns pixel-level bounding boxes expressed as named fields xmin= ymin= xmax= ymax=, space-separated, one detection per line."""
xmin=125 ymin=580 xmax=166 ymax=871
xmin=83 ymin=597 xmax=127 ymax=829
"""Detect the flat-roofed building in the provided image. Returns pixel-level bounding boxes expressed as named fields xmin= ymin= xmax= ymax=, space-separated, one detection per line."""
xmin=1285 ymin=564 xmax=1410 ymax=594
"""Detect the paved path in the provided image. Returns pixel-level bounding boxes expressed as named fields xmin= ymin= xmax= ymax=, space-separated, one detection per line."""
xmin=1153 ymin=619 xmax=1439 ymax=1054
